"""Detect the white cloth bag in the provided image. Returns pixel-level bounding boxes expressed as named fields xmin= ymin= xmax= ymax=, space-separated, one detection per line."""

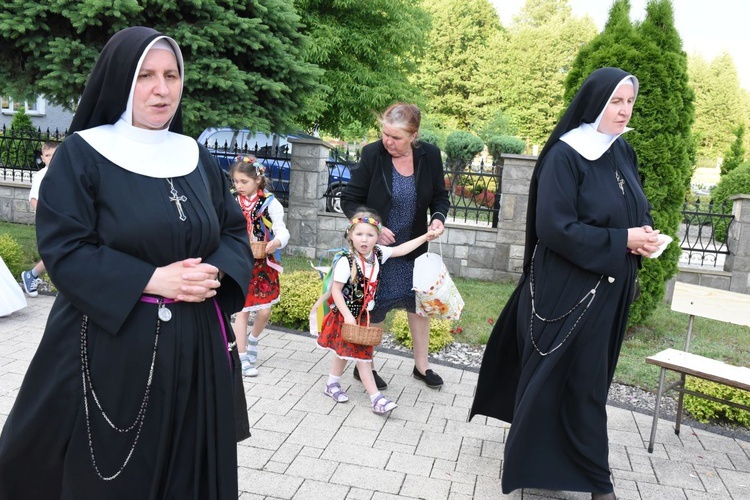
xmin=412 ymin=239 xmax=464 ymax=320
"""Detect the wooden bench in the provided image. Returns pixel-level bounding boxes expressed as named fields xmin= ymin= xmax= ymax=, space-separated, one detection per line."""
xmin=645 ymin=281 xmax=750 ymax=453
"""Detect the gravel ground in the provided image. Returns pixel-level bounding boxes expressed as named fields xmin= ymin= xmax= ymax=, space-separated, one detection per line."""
xmin=379 ymin=332 xmax=750 ymax=442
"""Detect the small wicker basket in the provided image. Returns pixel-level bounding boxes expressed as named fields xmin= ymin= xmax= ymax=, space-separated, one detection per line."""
xmin=250 ymin=241 xmax=267 ymax=259
xmin=341 ymin=323 xmax=383 ymax=346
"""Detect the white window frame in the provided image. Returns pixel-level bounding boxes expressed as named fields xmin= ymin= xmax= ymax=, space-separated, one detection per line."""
xmin=1 ymin=96 xmax=46 ymax=116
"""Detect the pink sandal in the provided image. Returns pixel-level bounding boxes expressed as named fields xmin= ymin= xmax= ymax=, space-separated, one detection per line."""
xmin=324 ymin=382 xmax=349 ymax=403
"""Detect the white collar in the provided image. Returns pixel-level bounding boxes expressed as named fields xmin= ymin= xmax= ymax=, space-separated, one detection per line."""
xmin=77 ymin=119 xmax=198 ymax=178
xmin=560 ymin=123 xmax=631 ymax=161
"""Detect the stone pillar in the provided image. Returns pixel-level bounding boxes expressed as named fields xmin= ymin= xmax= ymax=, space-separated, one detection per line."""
xmin=725 ymin=194 xmax=750 ymax=294
xmin=494 ymin=154 xmax=535 ymax=281
xmin=285 ymin=137 xmax=332 ymax=258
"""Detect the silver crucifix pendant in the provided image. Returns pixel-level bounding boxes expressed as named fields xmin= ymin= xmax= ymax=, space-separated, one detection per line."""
xmin=167 ymin=179 xmax=188 ymax=221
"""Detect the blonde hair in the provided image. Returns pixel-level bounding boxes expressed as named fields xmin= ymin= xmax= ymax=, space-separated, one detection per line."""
xmin=380 ymin=102 xmax=421 ymax=141
xmin=345 ymin=207 xmax=382 ymax=284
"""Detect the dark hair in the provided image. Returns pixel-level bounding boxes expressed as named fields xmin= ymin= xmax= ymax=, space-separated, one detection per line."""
xmin=42 ymin=140 xmax=60 ymax=151
xmin=228 ymin=155 xmax=266 ymax=191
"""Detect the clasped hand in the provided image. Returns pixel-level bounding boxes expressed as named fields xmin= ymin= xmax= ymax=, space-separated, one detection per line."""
xmin=627 ymin=226 xmax=660 ymax=257
xmin=145 ymin=257 xmax=221 ymax=302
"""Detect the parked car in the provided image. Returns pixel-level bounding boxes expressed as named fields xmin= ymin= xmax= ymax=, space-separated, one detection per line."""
xmin=198 ymin=127 xmax=356 ymax=213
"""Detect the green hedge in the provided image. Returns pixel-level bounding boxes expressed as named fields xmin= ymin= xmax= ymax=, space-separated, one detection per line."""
xmin=684 ymin=377 xmax=750 ymax=427
xmin=390 ymin=310 xmax=454 ymax=353
xmin=0 ymin=234 xmax=25 ymax=278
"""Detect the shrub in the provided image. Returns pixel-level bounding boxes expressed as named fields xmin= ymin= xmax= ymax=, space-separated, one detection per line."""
xmin=269 ymin=270 xmax=322 ymax=330
xmin=486 ymin=135 xmax=526 ymax=158
xmin=683 ymin=377 xmax=750 ymax=427
xmin=0 ymin=233 xmax=25 ymax=278
xmin=444 ymin=131 xmax=483 ymax=169
xmin=711 ymin=162 xmax=750 ymax=242
xmin=419 ymin=130 xmax=440 ymax=148
xmin=390 ymin=310 xmax=454 ymax=353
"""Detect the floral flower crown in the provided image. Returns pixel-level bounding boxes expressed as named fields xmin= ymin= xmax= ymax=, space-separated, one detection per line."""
xmin=348 ymin=216 xmax=382 ymax=233
xmin=236 ymin=155 xmax=265 ymax=176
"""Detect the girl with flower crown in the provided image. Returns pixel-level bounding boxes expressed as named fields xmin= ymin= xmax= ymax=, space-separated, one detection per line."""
xmin=315 ymin=207 xmax=439 ymax=414
xmin=229 ymin=155 xmax=290 ymax=377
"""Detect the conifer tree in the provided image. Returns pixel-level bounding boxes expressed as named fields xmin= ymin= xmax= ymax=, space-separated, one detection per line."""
xmin=0 ymin=0 xmax=325 ymax=137
xmin=722 ymin=124 xmax=746 ymax=176
xmin=565 ymin=0 xmax=695 ymax=325
xmin=412 ymin=0 xmax=503 ymax=131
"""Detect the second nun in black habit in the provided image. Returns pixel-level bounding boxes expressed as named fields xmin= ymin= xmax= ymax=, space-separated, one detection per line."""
xmin=470 ymin=67 xmax=660 ymax=499
xmin=0 ymin=27 xmax=252 ymax=499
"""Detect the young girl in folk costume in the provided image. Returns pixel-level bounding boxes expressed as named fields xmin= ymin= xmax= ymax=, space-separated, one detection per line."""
xmin=315 ymin=208 xmax=439 ymax=414
xmin=230 ymin=155 xmax=289 ymax=377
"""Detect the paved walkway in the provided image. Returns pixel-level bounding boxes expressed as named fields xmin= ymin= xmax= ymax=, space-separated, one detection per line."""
xmin=1 ymin=295 xmax=749 ymax=499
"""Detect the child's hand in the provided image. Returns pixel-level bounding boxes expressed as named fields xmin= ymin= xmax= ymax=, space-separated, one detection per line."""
xmin=343 ymin=313 xmax=357 ymax=325
xmin=266 ymin=239 xmax=281 ymax=254
xmin=426 ymin=229 xmax=441 ymax=241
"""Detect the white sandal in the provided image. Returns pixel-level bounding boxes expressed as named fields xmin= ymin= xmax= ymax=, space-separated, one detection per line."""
xmin=324 ymin=382 xmax=349 ymax=403
xmin=372 ymin=395 xmax=397 ymax=415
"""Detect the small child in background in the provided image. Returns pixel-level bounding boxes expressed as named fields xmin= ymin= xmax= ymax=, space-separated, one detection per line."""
xmin=230 ymin=155 xmax=289 ymax=377
xmin=21 ymin=140 xmax=59 ymax=297
xmin=314 ymin=207 xmax=439 ymax=414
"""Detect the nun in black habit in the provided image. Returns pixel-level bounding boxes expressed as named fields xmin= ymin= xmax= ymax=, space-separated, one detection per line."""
xmin=0 ymin=27 xmax=252 ymax=499
xmin=469 ymin=67 xmax=661 ymax=499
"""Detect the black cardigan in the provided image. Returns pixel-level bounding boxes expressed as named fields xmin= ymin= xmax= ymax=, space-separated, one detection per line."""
xmin=341 ymin=139 xmax=449 ymax=259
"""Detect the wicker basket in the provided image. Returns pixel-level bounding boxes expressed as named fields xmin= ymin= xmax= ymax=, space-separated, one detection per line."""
xmin=341 ymin=323 xmax=383 ymax=346
xmin=250 ymin=241 xmax=267 ymax=259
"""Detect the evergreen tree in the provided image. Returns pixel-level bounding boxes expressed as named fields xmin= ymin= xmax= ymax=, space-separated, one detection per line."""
xmin=688 ymin=52 xmax=744 ymax=162
xmin=490 ymin=0 xmax=597 ymax=147
xmin=721 ymin=124 xmax=746 ymax=176
xmin=295 ymin=0 xmax=430 ymax=139
xmin=0 ymin=0 xmax=325 ymax=137
xmin=565 ymin=0 xmax=695 ymax=325
xmin=412 ymin=0 xmax=503 ymax=131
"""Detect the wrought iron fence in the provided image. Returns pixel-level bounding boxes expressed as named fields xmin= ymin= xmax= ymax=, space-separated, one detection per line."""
xmin=203 ymin=140 xmax=359 ymax=212
xmin=444 ymin=158 xmax=502 ymax=227
xmin=679 ymin=198 xmax=733 ymax=267
xmin=0 ymin=126 xmax=66 ymax=182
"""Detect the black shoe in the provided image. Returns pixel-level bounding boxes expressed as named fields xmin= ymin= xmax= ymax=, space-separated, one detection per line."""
xmin=353 ymin=365 xmax=387 ymax=390
xmin=412 ymin=366 xmax=443 ymax=388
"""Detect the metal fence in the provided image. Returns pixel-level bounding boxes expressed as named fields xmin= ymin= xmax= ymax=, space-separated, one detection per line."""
xmin=203 ymin=139 xmax=359 ymax=212
xmin=0 ymin=126 xmax=66 ymax=182
xmin=444 ymin=158 xmax=502 ymax=227
xmin=679 ymin=198 xmax=733 ymax=268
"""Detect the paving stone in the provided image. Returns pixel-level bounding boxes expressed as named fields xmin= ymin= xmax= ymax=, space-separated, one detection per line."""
xmin=291 ymin=479 xmax=349 ymax=500
xmin=455 ymin=452 xmax=502 ymax=478
xmin=399 ymin=474 xmax=451 ymax=500
xmin=271 ymin=442 xmax=305 ymax=465
xmin=637 ymin=482 xmax=689 ymax=499
xmin=333 ymin=424 xmax=380 ymax=447
xmin=237 ymin=468 xmax=303 ymax=499
xmin=285 ymin=455 xmax=338 ymax=482
xmin=716 ymin=468 xmax=750 ymax=497
xmin=650 ymin=456 xmax=706 ymax=490
xmin=692 ymin=465 xmax=731 ymax=496
xmin=416 ymin=432 xmax=462 ymax=461
xmin=330 ymin=463 xmax=404 ymax=494
xmin=385 ymin=450 xmax=434 ymax=476
xmin=320 ymin=441 xmax=392 ymax=469
xmin=285 ymin=425 xmax=337 ymax=448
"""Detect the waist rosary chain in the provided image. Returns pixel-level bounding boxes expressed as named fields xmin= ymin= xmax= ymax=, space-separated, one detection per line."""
xmin=528 ymin=245 xmax=604 ymax=356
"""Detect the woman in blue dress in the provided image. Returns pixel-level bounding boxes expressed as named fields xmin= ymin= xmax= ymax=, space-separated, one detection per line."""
xmin=342 ymin=103 xmax=449 ymax=389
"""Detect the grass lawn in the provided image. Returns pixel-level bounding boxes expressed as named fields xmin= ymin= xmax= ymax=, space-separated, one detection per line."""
xmin=4 ymin=221 xmax=749 ymax=394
